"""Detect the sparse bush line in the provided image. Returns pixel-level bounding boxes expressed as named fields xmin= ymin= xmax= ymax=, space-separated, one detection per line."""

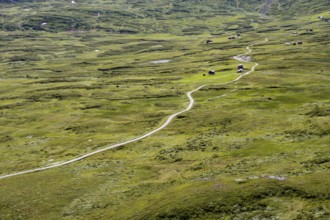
xmin=0 ymin=39 xmax=267 ymax=180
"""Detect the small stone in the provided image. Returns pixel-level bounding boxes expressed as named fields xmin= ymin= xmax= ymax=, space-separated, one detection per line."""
xmin=234 ymin=178 xmax=247 ymax=183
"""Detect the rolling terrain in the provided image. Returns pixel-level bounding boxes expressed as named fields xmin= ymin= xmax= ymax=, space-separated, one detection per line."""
xmin=0 ymin=0 xmax=329 ymax=219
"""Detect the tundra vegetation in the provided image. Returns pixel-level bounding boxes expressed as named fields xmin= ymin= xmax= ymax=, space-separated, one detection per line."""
xmin=0 ymin=0 xmax=329 ymax=219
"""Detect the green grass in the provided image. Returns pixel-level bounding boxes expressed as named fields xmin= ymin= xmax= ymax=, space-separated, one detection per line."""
xmin=0 ymin=0 xmax=330 ymax=219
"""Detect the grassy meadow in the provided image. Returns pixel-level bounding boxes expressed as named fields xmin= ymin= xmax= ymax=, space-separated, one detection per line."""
xmin=0 ymin=0 xmax=329 ymax=219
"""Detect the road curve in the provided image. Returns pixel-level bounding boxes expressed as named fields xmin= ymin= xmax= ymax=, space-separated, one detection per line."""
xmin=0 ymin=39 xmax=267 ymax=180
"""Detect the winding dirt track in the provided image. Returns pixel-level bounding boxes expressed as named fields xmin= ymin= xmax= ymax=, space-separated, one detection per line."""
xmin=0 ymin=39 xmax=267 ymax=180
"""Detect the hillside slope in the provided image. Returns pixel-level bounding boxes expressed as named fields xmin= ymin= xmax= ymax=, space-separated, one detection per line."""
xmin=0 ymin=0 xmax=329 ymax=219
xmin=0 ymin=0 xmax=329 ymax=33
